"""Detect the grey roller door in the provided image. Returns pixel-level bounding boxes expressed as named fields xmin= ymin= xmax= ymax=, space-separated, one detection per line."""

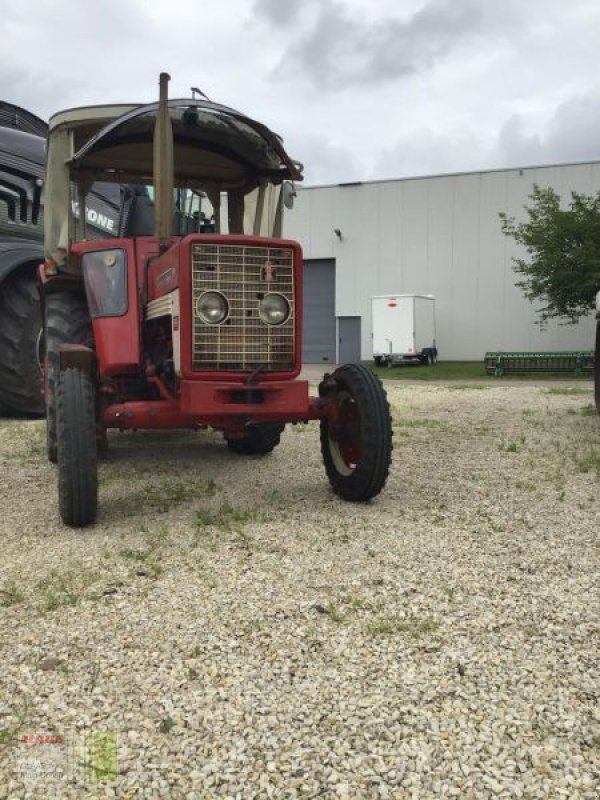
xmin=302 ymin=259 xmax=336 ymax=363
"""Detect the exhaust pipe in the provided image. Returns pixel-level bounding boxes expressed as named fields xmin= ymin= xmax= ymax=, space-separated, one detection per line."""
xmin=153 ymin=72 xmax=174 ymax=253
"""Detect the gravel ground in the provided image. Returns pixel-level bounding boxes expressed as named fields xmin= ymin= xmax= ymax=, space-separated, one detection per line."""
xmin=0 ymin=382 xmax=599 ymax=799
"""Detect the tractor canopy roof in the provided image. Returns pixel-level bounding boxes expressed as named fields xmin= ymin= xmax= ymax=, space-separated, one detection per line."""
xmin=44 ymin=99 xmax=303 ymax=263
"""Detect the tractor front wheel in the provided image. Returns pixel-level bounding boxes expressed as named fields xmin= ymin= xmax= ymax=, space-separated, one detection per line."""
xmin=56 ymin=368 xmax=98 ymax=527
xmin=226 ymin=423 xmax=285 ymax=455
xmin=45 ymin=292 xmax=94 ymax=463
xmin=320 ymin=364 xmax=392 ymax=501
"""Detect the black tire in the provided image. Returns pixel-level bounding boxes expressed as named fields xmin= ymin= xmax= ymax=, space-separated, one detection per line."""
xmin=0 ymin=269 xmax=44 ymax=415
xmin=320 ymin=363 xmax=392 ymax=501
xmin=226 ymin=422 xmax=285 ymax=455
xmin=56 ymin=368 xmax=98 ymax=527
xmin=45 ymin=292 xmax=93 ymax=463
xmin=595 ymin=320 xmax=599 ymax=414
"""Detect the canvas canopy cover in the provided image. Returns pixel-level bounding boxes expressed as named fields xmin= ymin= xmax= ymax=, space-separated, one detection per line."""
xmin=44 ymin=98 xmax=303 ymax=265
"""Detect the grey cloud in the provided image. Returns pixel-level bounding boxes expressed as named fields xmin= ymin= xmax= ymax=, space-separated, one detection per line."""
xmin=372 ymin=127 xmax=490 ymax=181
xmin=499 ymin=90 xmax=600 ymax=166
xmin=253 ymin=0 xmax=305 ymax=27
xmin=0 ymin=0 xmax=153 ymax=119
xmin=286 ymin=132 xmax=361 ymax=185
xmin=275 ymin=0 xmax=491 ymax=90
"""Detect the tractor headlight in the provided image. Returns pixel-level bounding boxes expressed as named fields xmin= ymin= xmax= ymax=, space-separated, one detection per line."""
xmin=196 ymin=291 xmax=229 ymax=325
xmin=259 ymin=293 xmax=290 ymax=326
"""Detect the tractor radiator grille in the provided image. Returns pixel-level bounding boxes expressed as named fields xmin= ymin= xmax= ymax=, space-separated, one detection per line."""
xmin=191 ymin=243 xmax=295 ymax=371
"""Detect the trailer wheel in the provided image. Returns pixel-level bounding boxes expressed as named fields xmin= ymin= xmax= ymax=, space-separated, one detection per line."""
xmin=56 ymin=367 xmax=98 ymax=527
xmin=45 ymin=292 xmax=93 ymax=463
xmin=320 ymin=363 xmax=392 ymax=501
xmin=0 ymin=269 xmax=44 ymax=415
xmin=595 ymin=319 xmax=599 ymax=414
xmin=226 ymin=422 xmax=285 ymax=455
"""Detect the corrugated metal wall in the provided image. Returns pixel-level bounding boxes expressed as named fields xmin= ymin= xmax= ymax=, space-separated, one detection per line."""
xmin=284 ymin=163 xmax=599 ymax=361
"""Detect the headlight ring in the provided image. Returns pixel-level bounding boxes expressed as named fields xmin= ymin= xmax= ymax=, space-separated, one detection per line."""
xmin=259 ymin=293 xmax=290 ymax=326
xmin=196 ymin=291 xmax=229 ymax=325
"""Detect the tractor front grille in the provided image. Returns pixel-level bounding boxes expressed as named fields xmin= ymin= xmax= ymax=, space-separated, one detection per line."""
xmin=191 ymin=243 xmax=295 ymax=371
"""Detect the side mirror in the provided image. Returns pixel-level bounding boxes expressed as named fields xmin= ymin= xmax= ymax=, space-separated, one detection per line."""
xmin=282 ymin=181 xmax=296 ymax=210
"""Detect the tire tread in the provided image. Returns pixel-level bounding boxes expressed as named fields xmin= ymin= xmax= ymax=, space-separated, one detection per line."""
xmin=320 ymin=363 xmax=393 ymax=501
xmin=57 ymin=368 xmax=98 ymax=526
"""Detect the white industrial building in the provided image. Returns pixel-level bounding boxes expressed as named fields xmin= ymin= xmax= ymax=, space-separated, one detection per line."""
xmin=283 ymin=161 xmax=599 ymax=363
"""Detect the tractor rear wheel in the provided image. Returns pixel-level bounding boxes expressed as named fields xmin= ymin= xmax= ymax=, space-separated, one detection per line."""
xmin=56 ymin=367 xmax=98 ymax=527
xmin=45 ymin=292 xmax=93 ymax=463
xmin=0 ymin=269 xmax=44 ymax=415
xmin=320 ymin=363 xmax=392 ymax=501
xmin=226 ymin=422 xmax=285 ymax=455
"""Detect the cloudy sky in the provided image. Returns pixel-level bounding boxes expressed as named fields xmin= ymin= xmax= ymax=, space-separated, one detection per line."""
xmin=2 ymin=0 xmax=600 ymax=184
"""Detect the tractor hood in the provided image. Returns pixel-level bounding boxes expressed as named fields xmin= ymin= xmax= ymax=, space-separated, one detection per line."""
xmin=44 ymin=99 xmax=303 ymax=264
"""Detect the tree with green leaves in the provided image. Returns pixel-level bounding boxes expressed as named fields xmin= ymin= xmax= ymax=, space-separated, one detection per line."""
xmin=500 ymin=185 xmax=600 ymax=323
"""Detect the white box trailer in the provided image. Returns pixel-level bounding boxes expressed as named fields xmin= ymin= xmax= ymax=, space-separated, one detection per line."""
xmin=372 ymin=294 xmax=437 ymax=365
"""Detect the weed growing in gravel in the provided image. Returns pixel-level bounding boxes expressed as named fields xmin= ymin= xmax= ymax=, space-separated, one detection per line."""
xmin=122 ymin=478 xmax=218 ymax=515
xmin=499 ymin=440 xmax=519 ymax=453
xmin=367 ymin=615 xmax=439 ymax=638
xmin=36 ymin=568 xmax=100 ymax=612
xmin=342 ymin=595 xmax=371 ymax=611
xmin=146 ymin=480 xmax=201 ymax=513
xmin=575 ymin=448 xmax=600 ymax=477
xmin=322 ymin=605 xmax=346 ymax=623
xmin=120 ymin=547 xmax=147 ymax=562
xmin=0 ymin=697 xmax=31 ymax=745
xmin=581 ymin=403 xmax=596 ymax=417
xmin=120 ymin=527 xmax=166 ymax=579
xmin=0 ymin=580 xmax=24 ymax=607
xmin=195 ymin=505 xmax=255 ymax=534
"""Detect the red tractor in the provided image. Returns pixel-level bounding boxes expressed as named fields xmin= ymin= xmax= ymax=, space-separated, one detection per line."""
xmin=40 ymin=75 xmax=392 ymax=526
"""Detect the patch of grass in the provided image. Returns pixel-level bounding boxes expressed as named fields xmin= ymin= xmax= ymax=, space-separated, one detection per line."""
xmin=499 ymin=440 xmax=519 ymax=453
xmin=371 ymin=360 xmax=592 ymax=383
xmin=446 ymin=384 xmax=489 ymax=391
xmin=0 ymin=580 xmax=24 ymax=608
xmin=322 ymin=605 xmax=346 ymax=624
xmin=576 ymin=449 xmax=600 ymax=477
xmin=145 ymin=480 xmax=200 ymax=513
xmin=194 ymin=504 xmax=255 ymax=534
xmin=342 ymin=594 xmax=371 ymax=611
xmin=371 ymin=361 xmax=486 ymax=381
xmin=120 ymin=547 xmax=147 ymax=562
xmin=36 ymin=568 xmax=99 ymax=612
xmin=367 ymin=615 xmax=439 ymax=638
xmin=393 ymin=418 xmax=449 ymax=430
xmin=545 ymin=387 xmax=592 ymax=396
xmin=204 ymin=478 xmax=218 ymax=497
xmin=120 ymin=528 xmax=166 ymax=579
xmin=0 ymin=697 xmax=31 ymax=745
xmin=158 ymin=717 xmax=176 ymax=734
xmin=581 ymin=403 xmax=597 ymax=417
